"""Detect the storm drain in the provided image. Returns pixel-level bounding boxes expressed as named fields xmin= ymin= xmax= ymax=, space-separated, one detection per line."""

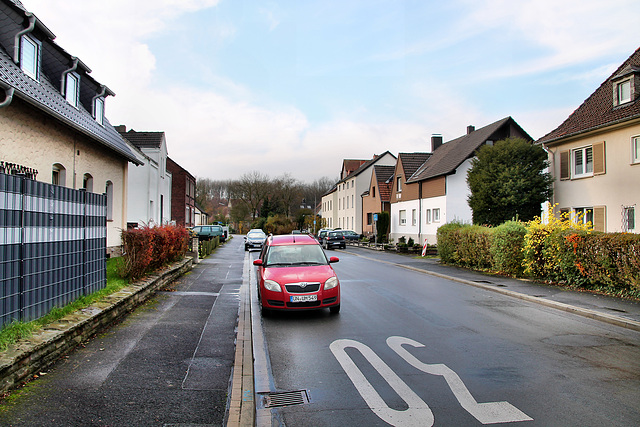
xmin=264 ymin=390 xmax=310 ymax=408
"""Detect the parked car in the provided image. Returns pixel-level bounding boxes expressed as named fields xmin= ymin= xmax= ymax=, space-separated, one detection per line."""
xmin=245 ymin=229 xmax=267 ymax=251
xmin=191 ymin=225 xmax=224 ymax=241
xmin=316 ymin=228 xmax=333 ymax=242
xmin=322 ymin=230 xmax=346 ymax=250
xmin=341 ymin=230 xmax=361 ymax=241
xmin=253 ymin=234 xmax=340 ymax=315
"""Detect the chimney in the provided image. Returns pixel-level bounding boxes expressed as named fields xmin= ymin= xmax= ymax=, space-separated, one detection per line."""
xmin=431 ymin=134 xmax=443 ymax=152
xmin=467 ymin=125 xmax=475 ymax=134
xmin=114 ymin=125 xmax=126 ymax=133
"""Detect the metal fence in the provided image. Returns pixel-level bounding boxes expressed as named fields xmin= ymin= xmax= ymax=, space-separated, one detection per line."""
xmin=0 ymin=172 xmax=107 ymax=328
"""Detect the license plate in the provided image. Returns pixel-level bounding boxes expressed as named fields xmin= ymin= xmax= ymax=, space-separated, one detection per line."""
xmin=290 ymin=294 xmax=317 ymax=303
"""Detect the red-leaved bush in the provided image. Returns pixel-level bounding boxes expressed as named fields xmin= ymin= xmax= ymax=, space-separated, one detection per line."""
xmin=119 ymin=224 xmax=189 ymax=280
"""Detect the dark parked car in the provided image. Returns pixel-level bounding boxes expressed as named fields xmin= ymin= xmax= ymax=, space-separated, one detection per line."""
xmin=253 ymin=234 xmax=340 ymax=315
xmin=322 ymin=230 xmax=346 ymax=250
xmin=341 ymin=230 xmax=361 ymax=241
xmin=191 ymin=225 xmax=224 ymax=241
xmin=245 ymin=229 xmax=267 ymax=251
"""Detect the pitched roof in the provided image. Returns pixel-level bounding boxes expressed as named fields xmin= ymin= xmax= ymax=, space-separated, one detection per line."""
xmin=398 ymin=152 xmax=431 ymax=178
xmin=537 ymin=47 xmax=640 ymax=145
xmin=118 ymin=129 xmax=165 ymax=149
xmin=373 ymin=165 xmax=395 ymax=202
xmin=407 ymin=117 xmax=531 ymax=183
xmin=341 ymin=159 xmax=366 ymax=179
xmin=0 ymin=1 xmax=141 ymax=165
xmin=339 ymin=151 xmax=396 ymax=183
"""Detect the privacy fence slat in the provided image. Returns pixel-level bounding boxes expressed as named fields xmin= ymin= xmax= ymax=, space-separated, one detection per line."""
xmin=0 ymin=172 xmax=107 ymax=327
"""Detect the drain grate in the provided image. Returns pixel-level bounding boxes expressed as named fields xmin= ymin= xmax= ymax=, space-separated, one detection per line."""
xmin=473 ymin=280 xmax=493 ymax=284
xmin=264 ymin=390 xmax=310 ymax=408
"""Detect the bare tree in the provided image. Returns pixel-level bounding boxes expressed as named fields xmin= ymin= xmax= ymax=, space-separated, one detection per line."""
xmin=228 ymin=171 xmax=272 ymax=220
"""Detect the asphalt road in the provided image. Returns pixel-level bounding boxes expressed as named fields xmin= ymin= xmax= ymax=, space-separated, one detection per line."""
xmin=254 ymin=249 xmax=640 ymax=426
xmin=0 ymin=240 xmax=244 ymax=426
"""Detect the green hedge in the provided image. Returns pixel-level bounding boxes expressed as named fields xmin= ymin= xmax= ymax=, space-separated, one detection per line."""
xmin=199 ymin=236 xmax=220 ymax=258
xmin=437 ymin=221 xmax=640 ymax=298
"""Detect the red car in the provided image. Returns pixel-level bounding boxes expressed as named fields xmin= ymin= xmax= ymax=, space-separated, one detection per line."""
xmin=253 ymin=234 xmax=341 ymax=315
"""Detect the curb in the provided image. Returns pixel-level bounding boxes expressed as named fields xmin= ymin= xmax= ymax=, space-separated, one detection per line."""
xmin=0 ymin=258 xmax=193 ymax=395
xmin=347 ymin=250 xmax=640 ymax=332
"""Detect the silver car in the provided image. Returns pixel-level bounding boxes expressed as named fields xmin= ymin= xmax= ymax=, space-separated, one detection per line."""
xmin=244 ymin=229 xmax=267 ymax=251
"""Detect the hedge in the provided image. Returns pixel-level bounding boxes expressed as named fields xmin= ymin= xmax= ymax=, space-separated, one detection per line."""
xmin=437 ymin=218 xmax=640 ymax=298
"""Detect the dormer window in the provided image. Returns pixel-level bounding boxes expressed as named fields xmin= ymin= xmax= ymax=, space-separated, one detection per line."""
xmin=94 ymin=97 xmax=104 ymax=125
xmin=20 ymin=35 xmax=40 ymax=80
xmin=617 ymin=79 xmax=631 ymax=104
xmin=65 ymin=72 xmax=80 ymax=108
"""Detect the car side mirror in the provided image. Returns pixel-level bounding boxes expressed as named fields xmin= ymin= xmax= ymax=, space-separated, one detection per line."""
xmin=329 ymin=257 xmax=339 ymax=263
xmin=253 ymin=259 xmax=263 ymax=266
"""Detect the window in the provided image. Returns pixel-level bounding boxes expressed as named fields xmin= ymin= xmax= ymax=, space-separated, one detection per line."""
xmin=65 ymin=73 xmax=79 ymax=107
xmin=396 ymin=177 xmax=402 ymax=192
xmin=633 ymin=136 xmax=640 ymax=164
xmin=367 ymin=213 xmax=372 ymax=225
xmin=623 ymin=206 xmax=635 ymax=232
xmin=433 ymin=208 xmax=440 ymax=222
xmin=617 ymin=80 xmax=631 ymax=104
xmin=346 ymin=181 xmax=349 ymax=189
xmin=94 ymin=97 xmax=104 ymax=125
xmin=52 ymin=163 xmax=66 ymax=186
xmin=574 ymin=207 xmax=594 ymax=227
xmin=372 ymin=186 xmax=376 ymax=198
xmin=426 ymin=209 xmax=431 ymax=224
xmin=412 ymin=209 xmax=417 ymax=226
xmin=82 ymin=173 xmax=93 ymax=192
xmin=399 ymin=210 xmax=406 ymax=225
xmin=105 ymin=181 xmax=113 ymax=221
xmin=572 ymin=146 xmax=593 ymax=178
xmin=20 ymin=35 xmax=40 ymax=80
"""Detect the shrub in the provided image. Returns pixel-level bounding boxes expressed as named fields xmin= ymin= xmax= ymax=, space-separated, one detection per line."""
xmin=491 ymin=221 xmax=527 ymax=276
xmin=456 ymin=225 xmax=493 ymax=269
xmin=120 ymin=224 xmax=189 ymax=280
xmin=436 ymin=221 xmax=465 ymax=264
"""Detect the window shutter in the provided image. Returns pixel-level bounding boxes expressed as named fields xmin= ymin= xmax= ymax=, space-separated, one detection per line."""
xmin=559 ymin=151 xmax=569 ymax=180
xmin=593 ymin=206 xmax=606 ymax=232
xmin=592 ymin=142 xmax=605 ymax=175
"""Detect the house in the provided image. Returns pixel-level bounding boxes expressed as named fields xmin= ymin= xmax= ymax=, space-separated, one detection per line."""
xmin=167 ymin=157 xmax=196 ymax=227
xmin=321 ymin=184 xmax=337 ymax=229
xmin=391 ymin=117 xmax=532 ymax=244
xmin=361 ymin=164 xmax=396 ymax=236
xmin=117 ymin=126 xmax=172 ymax=228
xmin=0 ymin=0 xmax=141 ymax=255
xmin=194 ymin=202 xmax=209 ymax=226
xmin=331 ymin=152 xmax=397 ymax=233
xmin=537 ymin=47 xmax=640 ymax=233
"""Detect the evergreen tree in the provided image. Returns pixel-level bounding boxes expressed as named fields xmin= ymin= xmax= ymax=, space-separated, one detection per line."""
xmin=467 ymin=138 xmax=553 ymax=226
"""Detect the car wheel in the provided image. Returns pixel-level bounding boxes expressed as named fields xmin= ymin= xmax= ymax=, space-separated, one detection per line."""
xmin=330 ymin=304 xmax=340 ymax=314
xmin=261 ymin=305 xmax=271 ymax=317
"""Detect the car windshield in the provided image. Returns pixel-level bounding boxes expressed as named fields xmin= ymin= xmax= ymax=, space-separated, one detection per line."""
xmin=328 ymin=231 xmax=342 ymax=237
xmin=265 ymin=244 xmax=328 ymax=266
xmin=248 ymin=232 xmax=266 ymax=238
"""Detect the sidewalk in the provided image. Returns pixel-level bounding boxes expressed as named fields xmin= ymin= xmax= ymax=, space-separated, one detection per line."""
xmin=341 ymin=245 xmax=640 ymax=331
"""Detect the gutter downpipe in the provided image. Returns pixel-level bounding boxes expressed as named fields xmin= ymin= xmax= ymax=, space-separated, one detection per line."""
xmin=61 ymin=57 xmax=79 ymax=95
xmin=0 ymin=81 xmax=15 ymax=108
xmin=13 ymin=13 xmax=36 ymax=64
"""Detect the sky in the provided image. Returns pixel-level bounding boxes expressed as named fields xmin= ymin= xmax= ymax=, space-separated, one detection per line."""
xmin=19 ymin=0 xmax=640 ymax=183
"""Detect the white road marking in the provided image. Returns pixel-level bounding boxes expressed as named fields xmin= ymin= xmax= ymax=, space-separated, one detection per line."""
xmin=330 ymin=339 xmax=434 ymax=427
xmin=387 ymin=336 xmax=533 ymax=424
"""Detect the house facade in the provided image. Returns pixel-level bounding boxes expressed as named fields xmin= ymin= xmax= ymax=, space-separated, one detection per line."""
xmin=333 ymin=152 xmax=397 ymax=233
xmin=391 ymin=118 xmax=532 ymax=244
xmin=167 ymin=157 xmax=196 ymax=227
xmin=361 ymin=164 xmax=394 ymax=236
xmin=321 ymin=185 xmax=337 ymax=229
xmin=117 ymin=126 xmax=172 ymax=228
xmin=0 ymin=0 xmax=141 ymax=254
xmin=537 ymin=47 xmax=640 ymax=233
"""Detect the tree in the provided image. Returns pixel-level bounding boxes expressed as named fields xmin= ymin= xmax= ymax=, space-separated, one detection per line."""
xmin=467 ymin=138 xmax=553 ymax=226
xmin=228 ymin=171 xmax=272 ymax=220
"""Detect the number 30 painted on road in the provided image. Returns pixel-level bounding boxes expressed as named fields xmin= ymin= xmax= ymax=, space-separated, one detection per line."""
xmin=330 ymin=336 xmax=533 ymax=426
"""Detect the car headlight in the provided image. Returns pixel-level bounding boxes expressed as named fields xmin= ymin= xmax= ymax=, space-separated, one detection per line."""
xmin=324 ymin=276 xmax=338 ymax=290
xmin=264 ymin=279 xmax=282 ymax=292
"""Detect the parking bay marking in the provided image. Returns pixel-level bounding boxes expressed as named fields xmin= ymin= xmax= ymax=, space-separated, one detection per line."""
xmin=330 ymin=337 xmax=532 ymax=426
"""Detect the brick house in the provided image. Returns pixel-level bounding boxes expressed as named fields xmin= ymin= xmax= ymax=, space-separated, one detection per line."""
xmin=167 ymin=157 xmax=196 ymax=227
xmin=360 ymin=164 xmax=396 ymax=236
xmin=537 ymin=47 xmax=640 ymax=233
